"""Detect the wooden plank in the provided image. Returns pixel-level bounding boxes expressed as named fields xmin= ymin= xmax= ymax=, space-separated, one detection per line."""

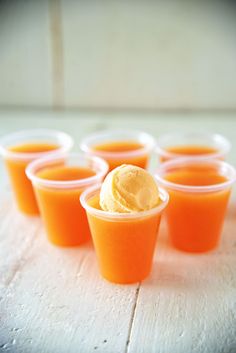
xmin=0 ymin=116 xmax=135 ymax=352
xmin=61 ymin=1 xmax=236 ymax=110
xmin=0 ymin=1 xmax=52 ymax=107
xmin=0 ymin=223 xmax=138 ymax=353
xmin=127 ymin=207 xmax=236 ymax=353
xmin=0 ymin=194 xmax=41 ymax=289
xmin=0 ymin=113 xmax=236 ymax=352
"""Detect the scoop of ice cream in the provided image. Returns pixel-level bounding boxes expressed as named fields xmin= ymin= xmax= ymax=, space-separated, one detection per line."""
xmin=100 ymin=164 xmax=159 ymax=213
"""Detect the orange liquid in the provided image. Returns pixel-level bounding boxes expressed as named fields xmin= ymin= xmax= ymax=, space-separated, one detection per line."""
xmin=93 ymin=141 xmax=148 ymax=171
xmin=9 ymin=143 xmax=59 ymax=153
xmin=34 ymin=166 xmax=95 ymax=246
xmin=165 ymin=166 xmax=231 ymax=252
xmin=86 ymin=195 xmax=162 ymax=284
xmin=161 ymin=145 xmax=219 ymax=162
xmin=5 ymin=142 xmax=59 ymax=215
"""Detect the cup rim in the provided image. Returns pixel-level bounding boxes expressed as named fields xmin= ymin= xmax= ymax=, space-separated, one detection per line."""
xmin=155 ymin=158 xmax=236 ymax=193
xmin=0 ymin=129 xmax=74 ymax=161
xmin=80 ymin=129 xmax=156 ymax=160
xmin=26 ymin=152 xmax=109 ymax=189
xmin=80 ymin=183 xmax=169 ymax=220
xmin=155 ymin=132 xmax=231 ymax=160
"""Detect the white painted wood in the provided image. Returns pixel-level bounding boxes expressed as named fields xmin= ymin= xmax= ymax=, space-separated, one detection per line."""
xmin=127 ymin=212 xmax=236 ymax=353
xmin=1 ymin=1 xmax=236 ymax=110
xmin=0 ymin=113 xmax=236 ymax=352
xmin=0 ymin=194 xmax=41 ymax=289
xmin=0 ymin=200 xmax=138 ymax=353
xmin=62 ymin=1 xmax=236 ymax=109
xmin=0 ymin=1 xmax=52 ymax=107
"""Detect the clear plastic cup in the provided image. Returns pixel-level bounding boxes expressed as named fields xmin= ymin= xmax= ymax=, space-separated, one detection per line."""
xmin=155 ymin=132 xmax=231 ymax=162
xmin=80 ymin=184 xmax=169 ymax=284
xmin=0 ymin=129 xmax=73 ymax=215
xmin=80 ymin=130 xmax=156 ymax=171
xmin=155 ymin=158 xmax=236 ymax=253
xmin=26 ymin=153 xmax=108 ymax=246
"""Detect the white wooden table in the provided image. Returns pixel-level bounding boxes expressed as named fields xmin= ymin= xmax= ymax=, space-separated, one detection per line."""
xmin=1 ymin=111 xmax=236 ymax=353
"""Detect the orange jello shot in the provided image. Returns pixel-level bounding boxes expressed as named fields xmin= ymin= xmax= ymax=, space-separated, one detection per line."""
xmin=155 ymin=159 xmax=236 ymax=253
xmin=26 ymin=153 xmax=108 ymax=246
xmin=80 ymin=130 xmax=155 ymax=171
xmin=155 ymin=132 xmax=231 ymax=162
xmin=0 ymin=130 xmax=73 ymax=215
xmin=81 ymin=165 xmax=169 ymax=284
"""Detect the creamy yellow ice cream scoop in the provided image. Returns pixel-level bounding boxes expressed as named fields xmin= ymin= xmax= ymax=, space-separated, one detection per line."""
xmin=100 ymin=164 xmax=160 ymax=213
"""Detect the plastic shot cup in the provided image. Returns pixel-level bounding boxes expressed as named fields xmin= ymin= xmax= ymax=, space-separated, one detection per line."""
xmin=155 ymin=158 xmax=236 ymax=253
xmin=0 ymin=129 xmax=73 ymax=215
xmin=26 ymin=153 xmax=108 ymax=246
xmin=80 ymin=130 xmax=156 ymax=171
xmin=80 ymin=184 xmax=169 ymax=284
xmin=155 ymin=132 xmax=231 ymax=163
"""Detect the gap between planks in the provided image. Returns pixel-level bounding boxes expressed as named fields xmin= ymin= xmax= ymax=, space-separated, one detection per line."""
xmin=125 ymin=283 xmax=141 ymax=353
xmin=49 ymin=0 xmax=64 ymax=109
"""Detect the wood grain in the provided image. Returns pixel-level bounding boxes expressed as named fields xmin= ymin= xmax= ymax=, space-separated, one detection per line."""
xmin=127 ymin=215 xmax=236 ymax=353
xmin=0 ymin=113 xmax=236 ymax=352
xmin=0 ymin=193 xmax=41 ymax=289
xmin=0 ymin=200 xmax=138 ymax=352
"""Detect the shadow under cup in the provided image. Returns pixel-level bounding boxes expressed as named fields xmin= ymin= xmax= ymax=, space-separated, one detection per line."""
xmin=80 ymin=184 xmax=169 ymax=284
xmin=155 ymin=159 xmax=236 ymax=253
xmin=26 ymin=153 xmax=108 ymax=246
xmin=0 ymin=129 xmax=73 ymax=215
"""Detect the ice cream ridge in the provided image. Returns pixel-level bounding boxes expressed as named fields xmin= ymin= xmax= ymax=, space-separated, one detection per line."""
xmin=100 ymin=164 xmax=160 ymax=213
